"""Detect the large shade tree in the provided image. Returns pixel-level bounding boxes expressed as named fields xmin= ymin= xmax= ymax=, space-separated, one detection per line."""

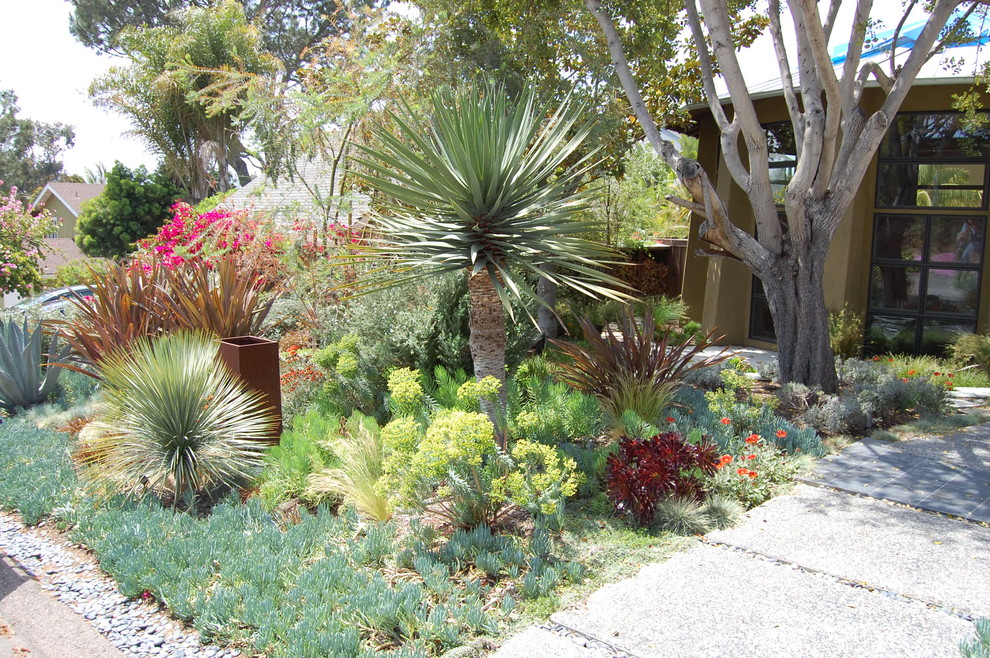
xmin=89 ymin=1 xmax=278 ymax=202
xmin=351 ymin=83 xmax=629 ymax=428
xmin=0 ymin=89 xmax=75 ymax=200
xmin=581 ymin=0 xmax=990 ymax=391
xmin=69 ymin=0 xmax=369 ymax=83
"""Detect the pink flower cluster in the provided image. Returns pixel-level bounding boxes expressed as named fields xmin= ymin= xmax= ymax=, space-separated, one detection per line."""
xmin=136 ymin=202 xmax=285 ymax=269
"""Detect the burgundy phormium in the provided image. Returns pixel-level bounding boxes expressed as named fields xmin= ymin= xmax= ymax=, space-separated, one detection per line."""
xmin=606 ymin=431 xmax=718 ymax=527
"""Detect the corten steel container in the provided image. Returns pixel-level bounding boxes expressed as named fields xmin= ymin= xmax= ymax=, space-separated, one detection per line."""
xmin=218 ymin=336 xmax=283 ymax=442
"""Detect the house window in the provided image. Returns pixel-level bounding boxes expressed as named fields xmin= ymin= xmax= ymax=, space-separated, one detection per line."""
xmin=867 ymin=214 xmax=983 ymax=354
xmin=877 ymin=112 xmax=990 ymax=209
xmin=868 ymin=111 xmax=990 ymax=356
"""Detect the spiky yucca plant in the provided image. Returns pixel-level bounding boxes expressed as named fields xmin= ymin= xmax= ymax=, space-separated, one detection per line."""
xmin=0 ymin=320 xmax=72 ymax=410
xmin=83 ymin=332 xmax=275 ymax=505
xmin=350 ymin=81 xmax=630 ymax=431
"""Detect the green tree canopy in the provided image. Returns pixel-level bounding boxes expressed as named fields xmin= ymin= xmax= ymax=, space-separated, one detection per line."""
xmin=89 ymin=1 xmax=279 ymax=202
xmin=69 ymin=0 xmax=370 ymax=83
xmin=0 ymin=89 xmax=75 ymax=200
xmin=75 ymin=162 xmax=182 ymax=259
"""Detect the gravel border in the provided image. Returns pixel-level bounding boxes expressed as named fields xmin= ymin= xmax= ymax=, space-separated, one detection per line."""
xmin=0 ymin=512 xmax=242 ymax=658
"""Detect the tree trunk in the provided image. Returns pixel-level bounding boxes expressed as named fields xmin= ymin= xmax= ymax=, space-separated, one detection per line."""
xmin=467 ymin=270 xmax=508 ymax=440
xmin=536 ymin=263 xmax=558 ymax=347
xmin=761 ymin=245 xmax=838 ymax=393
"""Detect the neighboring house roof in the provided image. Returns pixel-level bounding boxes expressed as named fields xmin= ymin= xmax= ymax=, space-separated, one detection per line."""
xmin=32 ymin=183 xmax=106 ymax=217
xmin=221 ymin=156 xmax=369 ymax=228
xmin=39 ymin=238 xmax=86 ymax=276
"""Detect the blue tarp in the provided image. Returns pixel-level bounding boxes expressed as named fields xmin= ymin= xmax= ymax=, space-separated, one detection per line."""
xmin=830 ymin=7 xmax=990 ymax=65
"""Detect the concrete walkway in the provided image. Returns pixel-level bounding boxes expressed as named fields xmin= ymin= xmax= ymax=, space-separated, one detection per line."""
xmin=0 ymin=553 xmax=122 ymax=657
xmin=497 ymin=426 xmax=990 ymax=658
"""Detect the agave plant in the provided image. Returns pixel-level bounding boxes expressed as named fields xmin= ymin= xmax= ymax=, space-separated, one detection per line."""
xmin=0 ymin=319 xmax=72 ymax=410
xmin=349 ymin=81 xmax=630 ymax=431
xmin=82 ymin=332 xmax=275 ymax=506
xmin=552 ymin=306 xmax=730 ymax=422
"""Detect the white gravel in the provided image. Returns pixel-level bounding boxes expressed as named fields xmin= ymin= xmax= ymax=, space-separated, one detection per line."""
xmin=0 ymin=513 xmax=242 ymax=658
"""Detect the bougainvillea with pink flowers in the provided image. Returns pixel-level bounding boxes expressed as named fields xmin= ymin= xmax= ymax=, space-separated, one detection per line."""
xmin=0 ymin=183 xmax=58 ymax=297
xmin=134 ymin=202 xmax=287 ymax=271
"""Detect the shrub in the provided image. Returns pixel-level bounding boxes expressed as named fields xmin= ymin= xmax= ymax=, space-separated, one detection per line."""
xmin=506 ymin=376 xmax=605 ymax=445
xmin=835 ymin=357 xmax=949 ymax=421
xmin=81 ymin=332 xmax=275 ymax=506
xmin=133 ymin=202 xmax=286 ymax=277
xmin=306 ymin=412 xmax=391 ymax=521
xmin=56 ymin=262 xmax=176 ymax=367
xmin=801 ymin=393 xmax=869 ymax=435
xmin=158 ymin=259 xmax=279 ymax=339
xmin=0 ymin=319 xmax=72 ymax=410
xmin=387 ymin=367 xmax=425 ymax=417
xmin=0 ymin=184 xmax=60 ymax=297
xmin=552 ymin=306 xmax=728 ymax=424
xmin=257 ymin=410 xmax=338 ymax=510
xmin=388 ymin=410 xmax=512 ymax=528
xmin=605 ymin=432 xmax=718 ymax=527
xmin=505 ymin=440 xmax=581 ymax=529
xmin=704 ymin=433 xmax=812 ymax=508
xmin=951 ymin=333 xmax=990 ymax=379
xmin=75 ymin=162 xmax=181 ymax=259
xmin=829 ymin=304 xmax=864 ymax=358
xmin=669 ymin=387 xmax=825 ymax=457
xmin=58 ymin=260 xmax=280 ymax=371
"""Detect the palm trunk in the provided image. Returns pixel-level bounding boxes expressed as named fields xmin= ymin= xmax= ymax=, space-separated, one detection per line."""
xmin=467 ymin=270 xmax=507 ymax=442
xmin=761 ymin=247 xmax=838 ymax=393
xmin=536 ymin=263 xmax=559 ymax=346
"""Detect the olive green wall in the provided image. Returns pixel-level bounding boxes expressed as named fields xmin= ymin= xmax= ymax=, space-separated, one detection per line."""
xmin=681 ymin=82 xmax=990 ymax=347
xmin=42 ymin=196 xmax=78 ymax=239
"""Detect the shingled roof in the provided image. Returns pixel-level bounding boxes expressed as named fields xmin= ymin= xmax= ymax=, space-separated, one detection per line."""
xmin=32 ymin=183 xmax=105 ymax=216
xmin=221 ymin=156 xmax=369 ymax=228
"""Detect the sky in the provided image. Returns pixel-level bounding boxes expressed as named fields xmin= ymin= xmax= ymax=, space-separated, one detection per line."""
xmin=0 ymin=0 xmax=157 ymax=178
xmin=0 ymin=0 xmax=982 ymax=184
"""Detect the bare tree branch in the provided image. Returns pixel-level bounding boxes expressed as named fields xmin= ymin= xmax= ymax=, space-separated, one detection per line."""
xmin=768 ymin=0 xmax=805 ymax=144
xmin=695 ymin=0 xmax=781 ymax=253
xmin=822 ymin=0 xmax=842 ymax=40
xmin=840 ymin=1 xmax=876 ymax=115
xmin=889 ymin=0 xmax=918 ymax=76
xmin=666 ymin=195 xmax=705 ymax=214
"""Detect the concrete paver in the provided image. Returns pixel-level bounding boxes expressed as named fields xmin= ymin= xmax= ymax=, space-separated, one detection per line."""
xmin=800 ymin=436 xmax=990 ymax=521
xmin=708 ymin=484 xmax=990 ymax=617
xmin=494 ymin=626 xmax=611 ymax=658
xmin=550 ymin=544 xmax=973 ymax=658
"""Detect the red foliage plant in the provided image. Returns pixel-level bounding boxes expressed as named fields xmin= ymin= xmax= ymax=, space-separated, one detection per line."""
xmin=606 ymin=432 xmax=718 ymax=527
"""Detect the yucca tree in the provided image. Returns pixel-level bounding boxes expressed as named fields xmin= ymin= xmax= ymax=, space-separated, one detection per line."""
xmin=351 ymin=82 xmax=629 ymax=428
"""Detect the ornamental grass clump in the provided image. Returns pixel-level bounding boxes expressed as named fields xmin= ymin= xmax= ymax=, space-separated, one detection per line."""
xmin=306 ymin=412 xmax=391 ymax=521
xmin=80 ymin=332 xmax=275 ymax=506
xmin=552 ymin=306 xmax=729 ymax=424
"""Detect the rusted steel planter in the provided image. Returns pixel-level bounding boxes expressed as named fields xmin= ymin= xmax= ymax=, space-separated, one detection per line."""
xmin=218 ymin=336 xmax=282 ymax=442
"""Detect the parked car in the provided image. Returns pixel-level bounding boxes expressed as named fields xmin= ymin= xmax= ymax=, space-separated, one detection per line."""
xmin=13 ymin=285 xmax=95 ymax=310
